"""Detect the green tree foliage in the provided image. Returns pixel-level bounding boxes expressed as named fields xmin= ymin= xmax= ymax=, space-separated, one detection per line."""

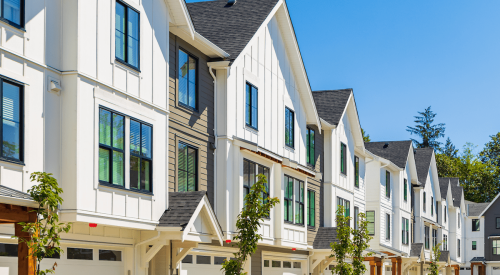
xmin=480 ymin=132 xmax=500 ymax=168
xmin=442 ymin=137 xmax=459 ymax=158
xmin=429 ymin=242 xmax=442 ymax=275
xmin=14 ymin=172 xmax=72 ymax=275
xmin=222 ymin=174 xmax=279 ymax=275
xmin=407 ymin=106 xmax=446 ymax=150
xmin=351 ymin=212 xmax=373 ymax=275
xmin=361 ymin=128 xmax=371 ymax=143
xmin=330 ymin=205 xmax=352 ymax=275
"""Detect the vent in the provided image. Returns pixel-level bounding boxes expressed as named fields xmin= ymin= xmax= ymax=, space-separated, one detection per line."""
xmin=383 ymin=143 xmax=389 ymax=148
xmin=226 ymin=0 xmax=237 ymax=6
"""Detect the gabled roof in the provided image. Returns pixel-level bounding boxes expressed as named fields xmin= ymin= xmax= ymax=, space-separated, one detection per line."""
xmin=313 ymin=227 xmax=338 ymax=249
xmin=443 ymin=177 xmax=464 ymax=208
xmin=312 ymin=89 xmax=352 ymax=126
xmin=414 ymin=148 xmax=434 ymax=187
xmin=470 ymin=257 xmax=486 ymax=263
xmin=159 ymin=191 xmax=215 ymax=229
xmin=466 ymin=200 xmax=490 ymax=217
xmin=410 ymin=243 xmax=423 ymax=257
xmin=186 ymin=0 xmax=280 ymax=61
xmin=364 ymin=140 xmax=413 ymax=169
xmin=439 ymin=251 xmax=450 ymax=263
xmin=438 ymin=178 xmax=450 ymax=200
xmin=478 ymin=192 xmax=500 ymax=217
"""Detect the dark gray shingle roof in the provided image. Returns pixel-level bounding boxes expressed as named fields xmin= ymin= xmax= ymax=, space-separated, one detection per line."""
xmin=438 ymin=178 xmax=450 ymax=200
xmin=186 ymin=0 xmax=280 ymax=62
xmin=0 ymin=185 xmax=33 ymax=201
xmin=450 ymin=178 xmax=464 ymax=207
xmin=439 ymin=251 xmax=450 ymax=262
xmin=414 ymin=148 xmax=434 ymax=187
xmin=312 ymin=89 xmax=352 ymax=126
xmin=364 ymin=141 xmax=413 ymax=169
xmin=159 ymin=191 xmax=207 ymax=229
xmin=467 ymin=201 xmax=490 ymax=216
xmin=410 ymin=243 xmax=423 ymax=257
xmin=313 ymin=227 xmax=339 ymax=249
xmin=470 ymin=257 xmax=485 ymax=262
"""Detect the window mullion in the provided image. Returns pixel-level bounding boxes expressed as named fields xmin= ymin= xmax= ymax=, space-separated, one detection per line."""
xmin=124 ymin=6 xmax=128 ymax=63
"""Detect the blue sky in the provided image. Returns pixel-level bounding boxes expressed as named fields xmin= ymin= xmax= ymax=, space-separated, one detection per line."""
xmin=186 ymin=0 xmax=500 ymax=152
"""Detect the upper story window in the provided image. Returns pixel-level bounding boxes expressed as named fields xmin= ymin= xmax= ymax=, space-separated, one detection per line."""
xmin=367 ymin=211 xmax=375 ymax=235
xmin=306 ymin=128 xmax=315 ymax=166
xmin=458 ymin=239 xmax=460 ymax=257
xmin=245 ymin=83 xmax=258 ymax=129
xmin=403 ymin=179 xmax=407 ymax=201
xmin=354 ymin=156 xmax=359 ymax=188
xmin=337 ymin=197 xmax=350 ymax=218
xmin=472 ymin=241 xmax=477 ymax=250
xmin=340 ymin=143 xmax=347 ymax=175
xmin=444 ymin=206 xmax=447 ymax=222
xmin=115 ymin=1 xmax=140 ymax=69
xmin=243 ymin=159 xmax=269 ymax=205
xmin=307 ymin=190 xmax=315 ymax=227
xmin=99 ymin=107 xmax=152 ymax=193
xmin=178 ymin=49 xmax=197 ymax=110
xmin=431 ymin=196 xmax=434 ymax=216
xmin=386 ymin=214 xmax=390 ymax=240
xmin=178 ymin=142 xmax=197 ymax=192
xmin=443 ymin=234 xmax=448 ymax=250
xmin=0 ymin=78 xmax=23 ymax=163
xmin=284 ymin=107 xmax=294 ymax=148
xmin=385 ymin=171 xmax=390 ymax=198
xmin=354 ymin=207 xmax=359 ymax=231
xmin=494 ymin=240 xmax=500 ymax=255
xmin=458 ymin=214 xmax=461 ymax=228
xmin=1 ymin=0 xmax=23 ymax=28
xmin=402 ymin=218 xmax=409 ymax=245
xmin=424 ymin=226 xmax=429 ymax=249
xmin=432 ymin=229 xmax=437 ymax=247
xmin=284 ymin=175 xmax=304 ymax=224
xmin=496 ymin=217 xmax=500 ymax=229
xmin=423 ymin=191 xmax=426 ymax=212
xmin=472 ymin=219 xmax=480 ymax=231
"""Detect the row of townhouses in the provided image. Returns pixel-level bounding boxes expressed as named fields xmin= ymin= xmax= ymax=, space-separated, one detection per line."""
xmin=0 ymin=0 xmax=495 ymax=275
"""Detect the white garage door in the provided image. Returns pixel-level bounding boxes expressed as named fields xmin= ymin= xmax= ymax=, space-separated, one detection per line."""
xmin=263 ymin=259 xmax=303 ymax=275
xmin=180 ymin=254 xmax=230 ymax=275
xmin=0 ymin=244 xmax=124 ymax=275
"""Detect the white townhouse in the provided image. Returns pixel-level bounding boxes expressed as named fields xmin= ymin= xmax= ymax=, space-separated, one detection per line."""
xmin=0 ymin=0 xmax=228 ymax=274
xmin=460 ymin=200 xmax=488 ymax=275
xmin=364 ymin=140 xmax=419 ymax=258
xmin=185 ymin=0 xmax=322 ymax=274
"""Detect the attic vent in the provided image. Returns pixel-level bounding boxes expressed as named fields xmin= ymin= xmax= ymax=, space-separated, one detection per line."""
xmin=226 ymin=0 xmax=237 ymax=6
xmin=383 ymin=143 xmax=389 ymax=148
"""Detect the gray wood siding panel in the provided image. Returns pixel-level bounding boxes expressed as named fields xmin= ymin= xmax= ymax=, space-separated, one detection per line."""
xmin=484 ymin=200 xmax=500 ymax=260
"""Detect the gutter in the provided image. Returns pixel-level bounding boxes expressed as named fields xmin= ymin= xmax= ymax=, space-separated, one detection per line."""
xmin=379 ymin=243 xmax=409 ymax=257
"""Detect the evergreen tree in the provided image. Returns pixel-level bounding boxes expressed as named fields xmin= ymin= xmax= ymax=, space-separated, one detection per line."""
xmin=480 ymin=132 xmax=500 ymax=168
xmin=406 ymin=106 xmax=446 ymax=150
xmin=442 ymin=137 xmax=459 ymax=158
xmin=361 ymin=128 xmax=371 ymax=143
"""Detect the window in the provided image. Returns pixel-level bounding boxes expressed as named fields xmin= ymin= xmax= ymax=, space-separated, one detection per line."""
xmin=444 ymin=206 xmax=447 ymax=222
xmin=0 ymin=79 xmax=23 ymax=162
xmin=284 ymin=175 xmax=303 ymax=224
xmin=115 ymin=1 xmax=139 ymax=69
xmin=367 ymin=211 xmax=375 ymax=235
xmin=458 ymin=239 xmax=460 ymax=257
xmin=293 ymin=262 xmax=301 ymax=268
xmin=99 ymin=250 xmax=122 ymax=261
xmin=67 ymin=248 xmax=93 ymax=260
xmin=0 ymin=0 xmax=23 ymax=28
xmin=182 ymin=255 xmax=193 ymax=264
xmin=263 ymin=260 xmax=269 ymax=267
xmin=496 ymin=217 xmax=500 ymax=229
xmin=130 ymin=120 xmax=152 ymax=192
xmin=424 ymin=226 xmax=429 ymax=249
xmin=306 ymin=128 xmax=315 ymax=166
xmin=283 ymin=261 xmax=291 ymax=268
xmin=431 ymin=196 xmax=434 ymax=216
xmin=197 ymin=255 xmax=211 ymax=265
xmin=423 ymin=192 xmax=426 ymax=212
xmin=307 ymin=190 xmax=315 ymax=227
xmin=386 ymin=214 xmax=390 ymax=240
xmin=285 ymin=107 xmax=294 ymax=148
xmin=354 ymin=156 xmax=359 ymax=188
xmin=243 ymin=160 xmax=269 ymax=205
xmin=214 ymin=257 xmax=226 ymax=265
xmin=245 ymin=83 xmax=258 ymax=129
xmin=432 ymin=229 xmax=437 ymax=247
xmin=402 ymin=218 xmax=409 ymax=245
xmin=472 ymin=241 xmax=477 ymax=250
xmin=272 ymin=261 xmax=281 ymax=268
xmin=443 ymin=234 xmax=448 ymax=251
xmin=385 ymin=171 xmax=390 ymax=198
xmin=495 ymin=240 xmax=500 ymax=255
xmin=472 ymin=219 xmax=480 ymax=231
xmin=99 ymin=109 xmax=125 ymax=186
xmin=354 ymin=207 xmax=359 ymax=231
xmin=178 ymin=143 xmax=197 ymax=192
xmin=337 ymin=197 xmax=350 ymax=218
xmin=458 ymin=214 xmax=460 ymax=228
xmin=178 ymin=49 xmax=197 ymax=109
xmin=0 ymin=243 xmax=17 ymax=257
xmin=340 ymin=143 xmax=347 ymax=175
xmin=436 ymin=201 xmax=439 ymax=222
xmin=404 ymin=179 xmax=407 ymax=201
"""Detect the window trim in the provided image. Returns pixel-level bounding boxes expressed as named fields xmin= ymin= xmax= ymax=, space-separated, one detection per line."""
xmin=177 ymin=47 xmax=199 ymax=111
xmin=340 ymin=142 xmax=347 ymax=175
xmin=401 ymin=217 xmax=409 ymax=245
xmin=472 ymin=219 xmax=480 ymax=232
xmin=354 ymin=156 xmax=359 ymax=188
xmin=307 ymin=189 xmax=315 ymax=228
xmin=177 ymin=141 xmax=198 ymax=192
xmin=115 ymin=0 xmax=141 ymax=71
xmin=284 ymin=107 xmax=295 ymax=149
xmin=0 ymin=0 xmax=25 ymax=30
xmin=245 ymin=82 xmax=258 ymax=130
xmin=306 ymin=127 xmax=315 ymax=166
xmin=0 ymin=77 xmax=24 ymax=164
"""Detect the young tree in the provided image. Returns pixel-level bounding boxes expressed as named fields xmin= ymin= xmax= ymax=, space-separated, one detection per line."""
xmin=351 ymin=212 xmax=373 ymax=275
xmin=361 ymin=128 xmax=371 ymax=143
xmin=222 ymin=174 xmax=279 ymax=275
xmin=406 ymin=106 xmax=446 ymax=150
xmin=429 ymin=242 xmax=442 ymax=275
xmin=330 ymin=205 xmax=353 ymax=275
xmin=14 ymin=172 xmax=72 ymax=275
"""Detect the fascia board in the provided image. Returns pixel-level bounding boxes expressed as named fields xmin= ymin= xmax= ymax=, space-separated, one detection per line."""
xmin=167 ymin=0 xmax=196 ymax=39
xmin=478 ymin=193 xmax=500 ymax=217
xmin=407 ymin=144 xmax=420 ymax=185
xmin=345 ymin=94 xmax=365 ymax=149
xmin=194 ymin=32 xmax=230 ymax=58
xmin=365 ymin=149 xmax=402 ymax=172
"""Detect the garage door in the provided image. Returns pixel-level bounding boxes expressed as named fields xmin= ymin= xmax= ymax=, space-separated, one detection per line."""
xmin=180 ymin=254 xmax=231 ymax=275
xmin=262 ymin=259 xmax=303 ymax=275
xmin=0 ymin=243 xmax=124 ymax=275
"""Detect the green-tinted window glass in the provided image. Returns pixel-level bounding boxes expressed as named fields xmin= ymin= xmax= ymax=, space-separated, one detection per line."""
xmin=178 ymin=142 xmax=197 ymax=192
xmin=404 ymin=179 xmax=407 ymax=201
xmin=472 ymin=241 xmax=477 ymax=250
xmin=354 ymin=156 xmax=359 ymax=187
xmin=385 ymin=171 xmax=390 ymax=198
xmin=307 ymin=128 xmax=315 ymax=166
xmin=295 ymin=180 xmax=304 ymax=224
xmin=307 ymin=190 xmax=315 ymax=227
xmin=285 ymin=107 xmax=294 ymax=148
xmin=99 ymin=108 xmax=124 ymax=186
xmin=130 ymin=120 xmax=152 ymax=192
xmin=284 ymin=176 xmax=294 ymax=222
xmin=340 ymin=143 xmax=346 ymax=175
xmin=115 ymin=1 xmax=140 ymax=68
xmin=367 ymin=211 xmax=375 ymax=235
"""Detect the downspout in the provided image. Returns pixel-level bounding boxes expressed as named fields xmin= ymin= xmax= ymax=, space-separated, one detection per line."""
xmin=134 ymin=231 xmax=160 ymax=275
xmin=209 ymin=66 xmax=217 ymax=215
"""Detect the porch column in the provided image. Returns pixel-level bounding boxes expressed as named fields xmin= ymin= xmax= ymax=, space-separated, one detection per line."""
xmin=371 ymin=263 xmax=376 ymax=275
xmin=377 ymin=261 xmax=382 ymax=275
xmin=397 ymin=257 xmax=402 ymax=275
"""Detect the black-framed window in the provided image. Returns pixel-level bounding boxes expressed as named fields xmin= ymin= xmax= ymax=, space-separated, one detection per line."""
xmin=284 ymin=175 xmax=303 ymax=224
xmin=337 ymin=197 xmax=350 ymax=218
xmin=367 ymin=211 xmax=375 ymax=235
xmin=431 ymin=196 xmax=434 ymax=216
xmin=423 ymin=192 xmax=426 ymax=212
xmin=404 ymin=179 xmax=407 ymax=201
xmin=284 ymin=175 xmax=293 ymax=223
xmin=306 ymin=128 xmax=315 ymax=166
xmin=99 ymin=108 xmax=125 ymax=186
xmin=67 ymin=248 xmax=93 ymax=260
xmin=178 ymin=49 xmax=197 ymax=110
xmin=402 ymin=218 xmax=409 ymax=245
xmin=178 ymin=142 xmax=197 ymax=192
xmin=245 ymin=83 xmax=258 ymax=129
xmin=115 ymin=1 xmax=140 ymax=69
xmin=130 ymin=120 xmax=152 ymax=192
xmin=354 ymin=206 xmax=359 ymax=231
xmin=443 ymin=234 xmax=448 ymax=250
xmin=494 ymin=241 xmax=500 ymax=255
xmin=354 ymin=156 xmax=359 ymax=188
xmin=386 ymin=214 xmax=390 ymax=240
xmin=424 ymin=226 xmax=429 ymax=249
xmin=0 ymin=0 xmax=24 ymax=28
xmin=458 ymin=239 xmax=460 ymax=257
xmin=340 ymin=143 xmax=347 ymax=175
xmin=472 ymin=219 xmax=480 ymax=231
xmin=497 ymin=218 xmax=500 ymax=229
xmin=385 ymin=171 xmax=390 ymax=198
xmin=295 ymin=179 xmax=304 ymax=225
xmin=432 ymin=229 xmax=437 ymax=247
xmin=472 ymin=241 xmax=477 ymax=250
xmin=0 ymin=79 xmax=23 ymax=163
xmin=436 ymin=201 xmax=439 ymax=222
xmin=243 ymin=159 xmax=269 ymax=205
xmin=99 ymin=250 xmax=122 ymax=261
xmin=444 ymin=206 xmax=447 ymax=222
xmin=285 ymin=107 xmax=294 ymax=148
xmin=307 ymin=189 xmax=315 ymax=227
